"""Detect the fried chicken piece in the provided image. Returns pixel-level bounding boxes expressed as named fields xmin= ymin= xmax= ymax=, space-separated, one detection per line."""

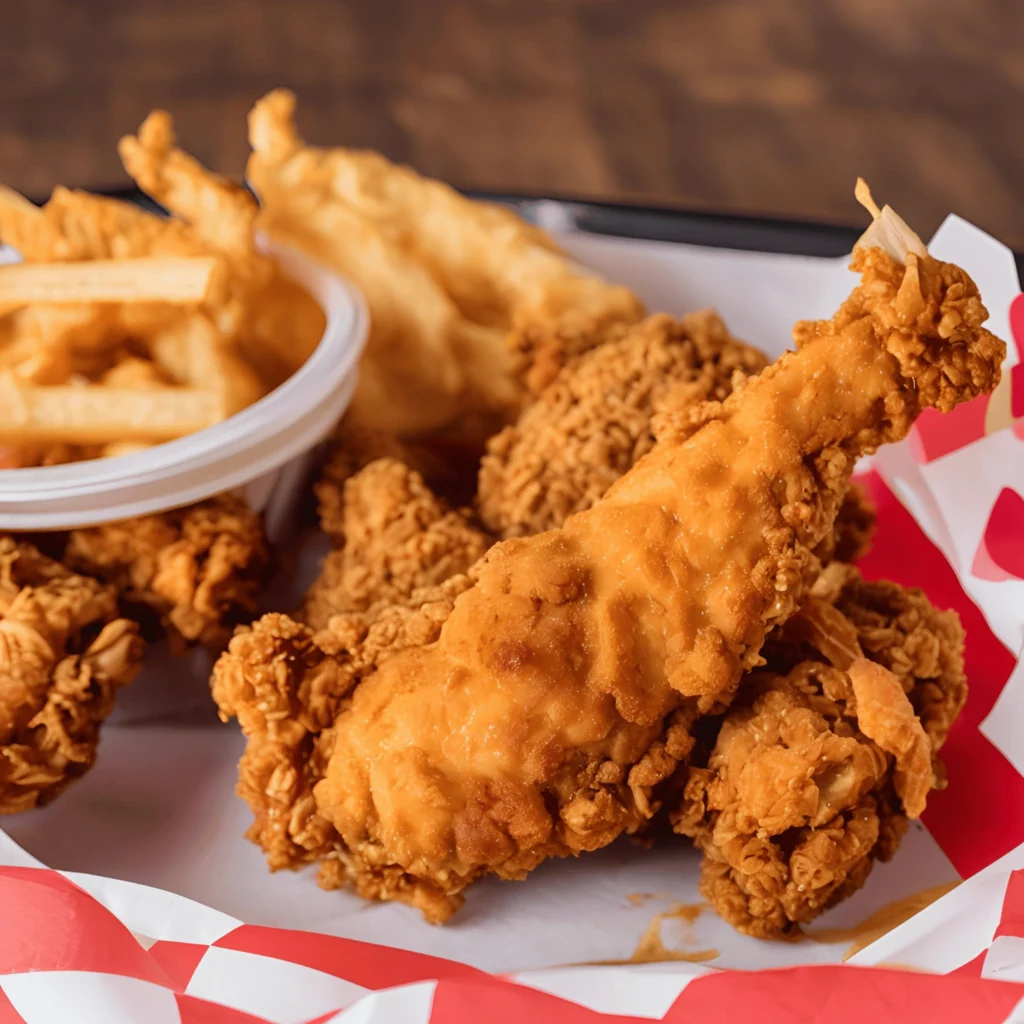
xmin=478 ymin=312 xmax=768 ymax=537
xmin=673 ymin=565 xmax=967 ymax=937
xmin=0 ymin=538 xmax=143 ymax=812
xmin=212 ymin=578 xmax=472 ymax=920
xmin=821 ymin=480 xmax=876 ymax=565
xmin=812 ymin=563 xmax=968 ymax=748
xmin=301 ymin=458 xmax=490 ymax=630
xmin=314 ymin=421 xmax=425 ymax=545
xmin=64 ymin=494 xmax=268 ymax=649
xmin=213 ymin=211 xmax=1000 ymax=921
xmin=246 ymin=90 xmax=643 ymax=441
xmin=292 ymin=236 xmax=1000 ymax=921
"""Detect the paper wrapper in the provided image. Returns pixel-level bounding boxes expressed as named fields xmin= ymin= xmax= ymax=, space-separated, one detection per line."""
xmin=2 ymin=217 xmax=1023 ymax=1022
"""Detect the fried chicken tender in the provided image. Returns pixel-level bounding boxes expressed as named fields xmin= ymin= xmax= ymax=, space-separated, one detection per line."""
xmin=0 ymin=538 xmax=143 ymax=812
xmin=301 ymin=458 xmax=490 ymax=630
xmin=246 ymin=90 xmax=643 ymax=440
xmin=673 ymin=564 xmax=967 ymax=937
xmin=478 ymin=311 xmax=768 ymax=537
xmin=64 ymin=494 xmax=269 ymax=649
xmin=259 ymin=240 xmax=999 ymax=921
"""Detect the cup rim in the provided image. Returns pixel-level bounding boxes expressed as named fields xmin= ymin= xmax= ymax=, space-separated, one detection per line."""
xmin=0 ymin=237 xmax=368 ymax=517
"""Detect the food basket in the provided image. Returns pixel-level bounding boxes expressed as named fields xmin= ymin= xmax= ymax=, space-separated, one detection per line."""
xmin=1 ymin=192 xmax=1023 ymax=1023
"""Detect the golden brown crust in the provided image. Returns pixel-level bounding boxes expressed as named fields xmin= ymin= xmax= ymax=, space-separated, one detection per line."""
xmin=213 ymin=578 xmax=471 ymax=920
xmin=0 ymin=538 xmax=143 ymax=812
xmin=673 ymin=565 xmax=966 ymax=937
xmin=478 ymin=312 xmax=767 ymax=538
xmin=314 ymin=422 xmax=423 ymax=545
xmin=64 ymin=494 xmax=268 ymax=649
xmin=302 ymin=459 xmax=489 ymax=630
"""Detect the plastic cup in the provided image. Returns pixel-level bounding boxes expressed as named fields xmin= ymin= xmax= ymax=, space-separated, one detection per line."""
xmin=0 ymin=239 xmax=368 ymax=541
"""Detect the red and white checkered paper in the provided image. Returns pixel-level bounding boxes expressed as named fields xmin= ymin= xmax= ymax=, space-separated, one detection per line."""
xmin=0 ymin=845 xmax=1022 ymax=1023
xmin=1 ymin=217 xmax=1023 ymax=1021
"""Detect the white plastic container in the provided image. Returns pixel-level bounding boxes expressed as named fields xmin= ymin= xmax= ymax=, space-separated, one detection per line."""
xmin=0 ymin=240 xmax=368 ymax=540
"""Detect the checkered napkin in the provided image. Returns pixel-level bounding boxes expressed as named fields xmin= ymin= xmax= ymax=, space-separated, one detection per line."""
xmin=0 ymin=849 xmax=1021 ymax=1024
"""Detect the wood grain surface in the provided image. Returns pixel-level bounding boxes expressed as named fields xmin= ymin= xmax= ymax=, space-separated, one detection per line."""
xmin=2 ymin=0 xmax=1023 ymax=246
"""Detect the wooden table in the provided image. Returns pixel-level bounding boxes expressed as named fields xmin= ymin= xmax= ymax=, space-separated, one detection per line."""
xmin=3 ymin=0 xmax=1023 ymax=247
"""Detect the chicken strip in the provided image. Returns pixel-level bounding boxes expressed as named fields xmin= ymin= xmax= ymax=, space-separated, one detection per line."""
xmin=215 ymin=214 xmax=1002 ymax=920
xmin=246 ymin=90 xmax=643 ymax=440
xmin=301 ymin=458 xmax=490 ymax=630
xmin=0 ymin=538 xmax=143 ymax=812
xmin=64 ymin=494 xmax=268 ymax=649
xmin=673 ymin=563 xmax=966 ymax=937
xmin=478 ymin=311 xmax=768 ymax=537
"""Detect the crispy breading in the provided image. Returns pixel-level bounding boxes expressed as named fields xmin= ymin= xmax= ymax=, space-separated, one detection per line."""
xmin=212 ymin=578 xmax=471 ymax=920
xmin=673 ymin=566 xmax=966 ymax=937
xmin=301 ymin=459 xmax=489 ymax=630
xmin=64 ymin=494 xmax=269 ymax=649
xmin=314 ymin=422 xmax=425 ymax=545
xmin=478 ymin=311 xmax=767 ymax=537
xmin=811 ymin=563 xmax=967 ymax=748
xmin=0 ymin=538 xmax=142 ymax=812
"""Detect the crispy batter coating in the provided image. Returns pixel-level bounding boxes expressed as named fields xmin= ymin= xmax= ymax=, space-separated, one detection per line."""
xmin=673 ymin=565 xmax=967 ymax=937
xmin=478 ymin=312 xmax=768 ymax=537
xmin=314 ymin=422 xmax=424 ymax=545
xmin=212 ymin=579 xmax=471 ymax=921
xmin=301 ymin=459 xmax=490 ymax=630
xmin=214 ymin=244 xmax=999 ymax=924
xmin=246 ymin=89 xmax=643 ymax=441
xmin=0 ymin=538 xmax=143 ymax=812
xmin=64 ymin=494 xmax=269 ymax=649
xmin=813 ymin=563 xmax=967 ymax=749
xmin=822 ymin=480 xmax=877 ymax=565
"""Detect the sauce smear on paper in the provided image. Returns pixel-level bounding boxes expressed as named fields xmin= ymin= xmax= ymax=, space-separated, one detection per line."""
xmin=585 ymin=903 xmax=718 ymax=965
xmin=806 ymin=881 xmax=959 ymax=961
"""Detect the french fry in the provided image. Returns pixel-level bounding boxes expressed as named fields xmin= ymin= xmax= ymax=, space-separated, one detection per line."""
xmin=0 ymin=104 xmax=329 ymax=468
xmin=13 ymin=302 xmax=119 ymax=354
xmin=0 ymin=380 xmax=223 ymax=444
xmin=0 ymin=336 xmax=72 ymax=385
xmin=0 ymin=257 xmax=219 ymax=306
xmin=101 ymin=440 xmax=156 ymax=459
xmin=149 ymin=312 xmax=266 ymax=414
xmin=101 ymin=357 xmax=170 ymax=389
